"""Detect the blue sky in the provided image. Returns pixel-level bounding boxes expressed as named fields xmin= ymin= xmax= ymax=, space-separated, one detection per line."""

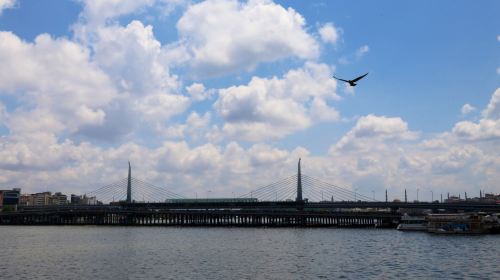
xmin=0 ymin=0 xmax=499 ymax=201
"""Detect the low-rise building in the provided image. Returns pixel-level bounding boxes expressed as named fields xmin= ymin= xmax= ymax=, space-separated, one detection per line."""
xmin=4 ymin=190 xmax=101 ymax=207
xmin=0 ymin=188 xmax=21 ymax=211
xmin=0 ymin=188 xmax=21 ymax=207
xmin=71 ymin=194 xmax=81 ymax=204
xmin=20 ymin=194 xmax=34 ymax=206
xmin=70 ymin=194 xmax=98 ymax=205
xmin=49 ymin=192 xmax=68 ymax=205
xmin=33 ymin=192 xmax=51 ymax=206
xmin=81 ymin=195 xmax=97 ymax=205
xmin=483 ymin=193 xmax=500 ymax=204
xmin=19 ymin=192 xmax=68 ymax=206
xmin=444 ymin=195 xmax=462 ymax=203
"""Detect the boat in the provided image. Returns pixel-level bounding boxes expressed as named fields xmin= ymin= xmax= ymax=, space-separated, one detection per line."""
xmin=396 ymin=214 xmax=427 ymax=231
xmin=426 ymin=213 xmax=495 ymax=234
xmin=482 ymin=213 xmax=500 ymax=234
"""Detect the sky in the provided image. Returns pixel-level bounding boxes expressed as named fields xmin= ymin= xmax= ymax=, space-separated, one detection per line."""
xmin=0 ymin=0 xmax=499 ymax=202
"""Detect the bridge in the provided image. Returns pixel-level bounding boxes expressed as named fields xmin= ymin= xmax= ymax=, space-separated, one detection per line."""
xmin=1 ymin=160 xmax=499 ymax=227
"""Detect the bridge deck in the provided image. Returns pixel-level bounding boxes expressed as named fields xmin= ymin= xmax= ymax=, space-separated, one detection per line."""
xmin=2 ymin=201 xmax=498 ymax=227
xmin=1 ymin=207 xmax=399 ymax=227
xmin=111 ymin=201 xmax=500 ymax=211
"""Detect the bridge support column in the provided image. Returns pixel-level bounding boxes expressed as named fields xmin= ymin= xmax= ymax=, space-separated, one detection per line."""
xmin=296 ymin=158 xmax=304 ymax=210
xmin=296 ymin=158 xmax=303 ymax=202
xmin=126 ymin=162 xmax=132 ymax=204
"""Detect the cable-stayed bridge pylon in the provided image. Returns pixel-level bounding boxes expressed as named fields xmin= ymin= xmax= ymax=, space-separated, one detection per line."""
xmin=85 ymin=160 xmax=375 ymax=204
xmin=85 ymin=177 xmax=185 ymax=204
xmin=238 ymin=173 xmax=376 ymax=202
xmin=238 ymin=158 xmax=376 ymax=202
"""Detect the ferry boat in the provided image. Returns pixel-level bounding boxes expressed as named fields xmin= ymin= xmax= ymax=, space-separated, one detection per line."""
xmin=426 ymin=213 xmax=498 ymax=234
xmin=396 ymin=214 xmax=427 ymax=231
xmin=482 ymin=213 xmax=500 ymax=234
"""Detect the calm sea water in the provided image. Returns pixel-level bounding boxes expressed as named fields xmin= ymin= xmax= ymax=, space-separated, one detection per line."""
xmin=0 ymin=226 xmax=498 ymax=279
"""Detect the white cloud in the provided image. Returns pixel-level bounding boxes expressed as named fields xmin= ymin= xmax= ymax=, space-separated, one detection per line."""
xmin=70 ymin=1 xmax=327 ymax=143
xmin=323 ymin=113 xmax=499 ymax=195
xmin=74 ymin=0 xmax=189 ymax=49
xmin=318 ymin=22 xmax=339 ymax=45
xmin=0 ymin=133 xmax=88 ymax=173
xmin=186 ymin=83 xmax=215 ymax=101
xmin=331 ymin=114 xmax=417 ymax=152
xmin=78 ymin=0 xmax=187 ymax=25
xmin=461 ymin=103 xmax=476 ymax=115
xmin=156 ymin=141 xmax=222 ymax=174
xmin=74 ymin=20 xmax=191 ymax=138
xmin=214 ymin=62 xmax=339 ymax=141
xmin=0 ymin=22 xmax=189 ymax=143
xmin=80 ymin=0 xmax=155 ymax=24
xmin=248 ymin=144 xmax=288 ymax=166
xmin=310 ymin=98 xmax=340 ymax=122
xmin=135 ymin=93 xmax=190 ymax=122
xmin=453 ymin=89 xmax=500 ymax=141
xmin=420 ymin=139 xmax=447 ymax=150
xmin=430 ymin=145 xmax=482 ymax=174
xmin=175 ymin=0 xmax=319 ymax=76
xmin=355 ymin=45 xmax=369 ymax=58
xmin=89 ymin=21 xmax=180 ymax=96
xmin=0 ymin=0 xmax=16 ymax=15
xmin=81 ymin=0 xmax=189 ymax=25
xmin=346 ymin=115 xmax=412 ymax=138
xmin=0 ymin=102 xmax=7 ymax=124
xmin=482 ymin=88 xmax=500 ymax=119
xmin=0 ymin=32 xmax=116 ymax=135
xmin=453 ymin=119 xmax=500 ymax=141
xmin=162 ymin=111 xmax=212 ymax=140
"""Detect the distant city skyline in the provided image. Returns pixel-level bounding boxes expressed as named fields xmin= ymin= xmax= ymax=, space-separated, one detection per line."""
xmin=0 ymin=0 xmax=499 ymax=201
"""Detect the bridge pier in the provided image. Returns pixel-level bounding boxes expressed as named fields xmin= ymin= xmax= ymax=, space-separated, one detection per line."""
xmin=1 ymin=208 xmax=403 ymax=228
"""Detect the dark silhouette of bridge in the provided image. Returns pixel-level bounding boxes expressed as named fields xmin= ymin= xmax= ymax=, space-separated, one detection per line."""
xmin=1 ymin=160 xmax=499 ymax=227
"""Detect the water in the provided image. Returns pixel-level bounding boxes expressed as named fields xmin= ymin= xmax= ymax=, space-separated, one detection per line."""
xmin=0 ymin=227 xmax=498 ymax=279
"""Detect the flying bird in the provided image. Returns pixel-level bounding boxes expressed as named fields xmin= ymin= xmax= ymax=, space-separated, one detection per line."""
xmin=333 ymin=72 xmax=368 ymax=86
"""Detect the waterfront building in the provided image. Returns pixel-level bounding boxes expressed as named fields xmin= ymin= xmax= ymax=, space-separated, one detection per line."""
xmin=70 ymin=194 xmax=98 ymax=205
xmin=0 ymin=188 xmax=21 ymax=211
xmin=483 ymin=193 xmax=500 ymax=203
xmin=444 ymin=195 xmax=462 ymax=203
xmin=444 ymin=193 xmax=500 ymax=204
xmin=20 ymin=194 xmax=34 ymax=206
xmin=71 ymin=194 xmax=81 ymax=204
xmin=0 ymin=188 xmax=21 ymax=207
xmin=20 ymin=192 xmax=69 ymax=206
xmin=49 ymin=192 xmax=68 ymax=205
xmin=82 ymin=195 xmax=97 ymax=205
xmin=33 ymin=192 xmax=52 ymax=206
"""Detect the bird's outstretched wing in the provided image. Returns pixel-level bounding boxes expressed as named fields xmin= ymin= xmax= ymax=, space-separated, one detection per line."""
xmin=351 ymin=72 xmax=368 ymax=82
xmin=332 ymin=76 xmax=350 ymax=83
